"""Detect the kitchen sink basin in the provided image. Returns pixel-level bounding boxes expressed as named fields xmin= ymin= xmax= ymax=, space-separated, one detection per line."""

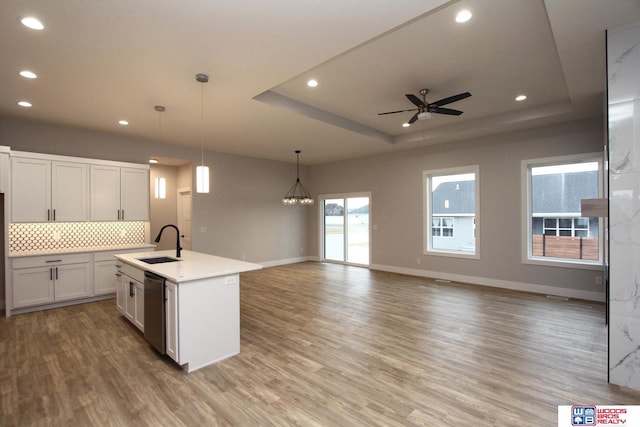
xmin=138 ymin=256 xmax=181 ymax=264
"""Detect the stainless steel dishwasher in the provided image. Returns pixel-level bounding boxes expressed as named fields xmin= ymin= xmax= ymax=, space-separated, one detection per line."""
xmin=144 ymin=271 xmax=166 ymax=354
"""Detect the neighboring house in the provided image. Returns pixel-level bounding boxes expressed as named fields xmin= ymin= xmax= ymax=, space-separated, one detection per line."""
xmin=531 ymin=170 xmax=599 ymax=237
xmin=432 ymin=171 xmax=599 ymax=258
xmin=324 ymin=203 xmax=344 ymax=216
xmin=432 ymin=180 xmax=476 ymax=252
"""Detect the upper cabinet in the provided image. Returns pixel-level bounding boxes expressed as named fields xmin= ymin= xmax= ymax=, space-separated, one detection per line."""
xmin=10 ymin=151 xmax=149 ymax=223
xmin=90 ymin=165 xmax=149 ymax=221
xmin=12 ymin=156 xmax=89 ymax=222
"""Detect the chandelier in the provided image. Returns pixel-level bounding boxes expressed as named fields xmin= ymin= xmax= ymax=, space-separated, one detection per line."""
xmin=282 ymin=150 xmax=314 ymax=205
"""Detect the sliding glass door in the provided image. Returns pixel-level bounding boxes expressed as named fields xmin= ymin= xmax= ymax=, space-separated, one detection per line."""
xmin=322 ymin=194 xmax=370 ymax=265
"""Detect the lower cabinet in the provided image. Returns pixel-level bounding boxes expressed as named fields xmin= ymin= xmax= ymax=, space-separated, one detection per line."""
xmin=165 ymin=280 xmax=179 ymax=362
xmin=12 ymin=254 xmax=92 ymax=308
xmin=117 ymin=263 xmax=145 ymax=331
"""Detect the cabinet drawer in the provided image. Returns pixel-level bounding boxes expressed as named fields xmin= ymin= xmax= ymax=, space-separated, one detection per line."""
xmin=12 ymin=253 xmax=92 ymax=269
xmin=118 ymin=262 xmax=145 ymax=283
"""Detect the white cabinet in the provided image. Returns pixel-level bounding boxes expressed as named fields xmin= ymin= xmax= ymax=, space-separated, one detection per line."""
xmin=12 ymin=254 xmax=92 ymax=308
xmin=90 ymin=165 xmax=149 ymax=221
xmin=165 ymin=280 xmax=179 ymax=362
xmin=94 ymin=255 xmax=118 ymax=296
xmin=11 ymin=157 xmax=89 ymax=222
xmin=118 ymin=263 xmax=145 ymax=331
xmin=116 ymin=267 xmax=125 ymax=314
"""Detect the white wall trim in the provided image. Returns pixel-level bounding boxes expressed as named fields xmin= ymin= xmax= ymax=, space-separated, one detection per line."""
xmin=370 ymin=263 xmax=605 ymax=302
xmin=258 ymin=256 xmax=317 ymax=268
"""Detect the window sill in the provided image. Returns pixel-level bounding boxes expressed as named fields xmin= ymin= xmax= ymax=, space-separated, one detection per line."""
xmin=522 ymin=257 xmax=602 ymax=270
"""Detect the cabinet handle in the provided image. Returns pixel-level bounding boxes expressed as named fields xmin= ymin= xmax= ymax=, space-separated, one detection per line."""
xmin=117 ymin=209 xmax=121 ymax=220
xmin=55 ymin=267 xmax=58 ymax=280
xmin=53 ymin=209 xmax=56 ymax=221
xmin=115 ymin=272 xmax=122 ymax=277
xmin=129 ymin=281 xmax=135 ymax=297
xmin=47 ymin=209 xmax=51 ymax=221
xmin=121 ymin=209 xmax=125 ymax=220
xmin=50 ymin=268 xmax=53 ymax=281
xmin=46 ymin=259 xmax=62 ymax=263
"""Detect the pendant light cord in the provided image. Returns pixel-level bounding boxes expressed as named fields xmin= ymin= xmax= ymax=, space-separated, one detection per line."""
xmin=200 ymin=82 xmax=204 ymax=167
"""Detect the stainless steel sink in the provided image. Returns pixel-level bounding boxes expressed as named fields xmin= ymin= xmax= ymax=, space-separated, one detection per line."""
xmin=137 ymin=256 xmax=181 ymax=264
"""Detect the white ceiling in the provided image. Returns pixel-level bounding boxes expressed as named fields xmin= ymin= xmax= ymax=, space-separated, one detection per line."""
xmin=1 ymin=0 xmax=639 ymax=165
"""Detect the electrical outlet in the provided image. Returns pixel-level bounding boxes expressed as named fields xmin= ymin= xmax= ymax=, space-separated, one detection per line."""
xmin=596 ymin=275 xmax=603 ymax=285
xmin=416 ymin=257 xmax=421 ymax=265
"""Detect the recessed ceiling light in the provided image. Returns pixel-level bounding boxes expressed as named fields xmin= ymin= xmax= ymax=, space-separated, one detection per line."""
xmin=456 ymin=10 xmax=472 ymax=23
xmin=118 ymin=120 xmax=129 ymax=126
xmin=307 ymin=79 xmax=318 ymax=88
xmin=515 ymin=94 xmax=527 ymax=101
xmin=19 ymin=70 xmax=37 ymax=79
xmin=18 ymin=101 xmax=32 ymax=108
xmin=402 ymin=122 xmax=410 ymax=128
xmin=20 ymin=16 xmax=44 ymax=30
xmin=149 ymin=159 xmax=159 ymax=164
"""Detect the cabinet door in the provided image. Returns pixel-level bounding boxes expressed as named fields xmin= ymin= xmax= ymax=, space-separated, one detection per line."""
xmin=51 ymin=161 xmax=89 ymax=221
xmin=94 ymin=260 xmax=117 ymax=295
xmin=11 ymin=157 xmax=51 ymax=222
xmin=115 ymin=270 xmax=125 ymax=314
xmin=121 ymin=167 xmax=149 ymax=221
xmin=13 ymin=267 xmax=54 ymax=308
xmin=165 ymin=281 xmax=179 ymax=362
xmin=134 ymin=281 xmax=145 ymax=330
xmin=90 ymin=165 xmax=121 ymax=220
xmin=54 ymin=263 xmax=92 ymax=302
xmin=124 ymin=279 xmax=136 ymax=322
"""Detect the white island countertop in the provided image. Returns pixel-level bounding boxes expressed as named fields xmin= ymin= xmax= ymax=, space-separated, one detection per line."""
xmin=114 ymin=249 xmax=262 ymax=283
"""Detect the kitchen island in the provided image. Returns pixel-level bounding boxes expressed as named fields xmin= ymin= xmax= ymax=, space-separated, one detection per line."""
xmin=115 ymin=249 xmax=262 ymax=372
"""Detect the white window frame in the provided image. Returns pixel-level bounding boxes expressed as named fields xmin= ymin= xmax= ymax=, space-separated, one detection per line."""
xmin=424 ymin=165 xmax=479 ymax=259
xmin=432 ymin=216 xmax=455 ymax=238
xmin=521 ymin=153 xmax=603 ymax=268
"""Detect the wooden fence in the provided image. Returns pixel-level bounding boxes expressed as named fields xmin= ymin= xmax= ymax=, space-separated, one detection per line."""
xmin=532 ymin=235 xmax=599 ymax=261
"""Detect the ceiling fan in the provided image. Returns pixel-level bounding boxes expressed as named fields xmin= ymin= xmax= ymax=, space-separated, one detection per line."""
xmin=378 ymin=89 xmax=472 ymax=124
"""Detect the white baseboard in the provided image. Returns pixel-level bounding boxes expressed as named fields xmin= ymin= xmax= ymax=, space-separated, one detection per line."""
xmin=369 ymin=263 xmax=605 ymax=302
xmin=257 ymin=256 xmax=317 ymax=268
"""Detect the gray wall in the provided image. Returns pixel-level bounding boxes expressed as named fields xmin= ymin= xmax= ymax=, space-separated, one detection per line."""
xmin=308 ymin=118 xmax=605 ymax=299
xmin=0 ymin=116 xmax=309 ymax=264
xmin=149 ymin=164 xmax=179 ymax=251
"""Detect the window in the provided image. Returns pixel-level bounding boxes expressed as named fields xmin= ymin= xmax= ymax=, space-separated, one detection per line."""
xmin=523 ymin=154 xmax=602 ymax=265
xmin=424 ymin=166 xmax=479 ymax=257
xmin=432 ymin=217 xmax=454 ymax=237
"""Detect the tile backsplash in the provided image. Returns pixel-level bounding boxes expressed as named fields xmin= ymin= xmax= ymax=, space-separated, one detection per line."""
xmin=9 ymin=221 xmax=146 ymax=254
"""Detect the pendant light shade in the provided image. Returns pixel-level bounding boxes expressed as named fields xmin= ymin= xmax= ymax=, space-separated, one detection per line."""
xmin=196 ymin=165 xmax=209 ymax=193
xmin=196 ymin=73 xmax=210 ymax=194
xmin=282 ymin=150 xmax=314 ymax=205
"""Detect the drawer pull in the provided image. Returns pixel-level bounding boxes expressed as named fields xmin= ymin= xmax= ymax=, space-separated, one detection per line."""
xmin=45 ymin=260 xmax=62 ymax=263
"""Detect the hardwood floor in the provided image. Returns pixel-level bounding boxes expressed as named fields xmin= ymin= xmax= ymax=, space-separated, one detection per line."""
xmin=1 ymin=262 xmax=639 ymax=426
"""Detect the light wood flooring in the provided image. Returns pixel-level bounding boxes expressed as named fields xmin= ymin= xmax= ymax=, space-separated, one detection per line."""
xmin=1 ymin=262 xmax=639 ymax=426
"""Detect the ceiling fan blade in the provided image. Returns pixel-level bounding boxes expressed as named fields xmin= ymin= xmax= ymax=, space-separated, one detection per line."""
xmin=408 ymin=112 xmax=420 ymax=124
xmin=406 ymin=94 xmax=426 ymax=108
xmin=430 ymin=107 xmax=464 ymax=115
xmin=430 ymin=92 xmax=472 ymax=107
xmin=378 ymin=108 xmax=419 ymax=116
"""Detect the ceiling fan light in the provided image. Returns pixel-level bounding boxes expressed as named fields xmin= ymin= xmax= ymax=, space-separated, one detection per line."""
xmin=418 ymin=111 xmax=432 ymax=120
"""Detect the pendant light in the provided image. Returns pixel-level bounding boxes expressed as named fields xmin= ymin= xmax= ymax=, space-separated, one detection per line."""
xmin=282 ymin=150 xmax=314 ymax=205
xmin=196 ymin=73 xmax=210 ymax=193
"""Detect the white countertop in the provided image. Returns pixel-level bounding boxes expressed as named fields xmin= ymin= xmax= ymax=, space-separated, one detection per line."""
xmin=114 ymin=249 xmax=263 ymax=283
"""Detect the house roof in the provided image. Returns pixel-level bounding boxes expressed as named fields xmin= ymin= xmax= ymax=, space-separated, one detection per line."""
xmin=1 ymin=1 xmax=639 ymax=165
xmin=432 ymin=171 xmax=599 ymax=216
xmin=532 ymin=171 xmax=598 ymax=214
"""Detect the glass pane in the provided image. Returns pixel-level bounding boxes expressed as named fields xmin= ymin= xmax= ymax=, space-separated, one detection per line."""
xmin=530 ymin=161 xmax=600 ymax=262
xmin=558 ymin=218 xmax=572 ymax=228
xmin=544 ymin=218 xmax=556 ymax=228
xmin=324 ymin=199 xmax=344 ymax=261
xmin=574 ymin=218 xmax=588 ymax=228
xmin=430 ymin=172 xmax=476 ymax=253
xmin=346 ymin=197 xmax=369 ymax=264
